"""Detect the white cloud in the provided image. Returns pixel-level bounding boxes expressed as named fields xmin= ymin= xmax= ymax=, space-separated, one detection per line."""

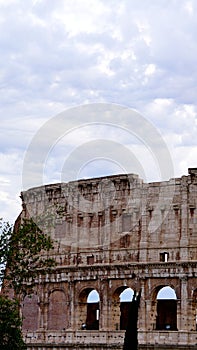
xmin=0 ymin=0 xmax=197 ymax=221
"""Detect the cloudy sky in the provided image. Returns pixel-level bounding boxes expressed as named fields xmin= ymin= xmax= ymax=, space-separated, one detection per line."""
xmin=1 ymin=0 xmax=197 ymax=223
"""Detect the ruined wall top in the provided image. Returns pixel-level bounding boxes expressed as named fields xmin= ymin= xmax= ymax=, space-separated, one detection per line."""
xmin=20 ymin=168 xmax=197 ymax=263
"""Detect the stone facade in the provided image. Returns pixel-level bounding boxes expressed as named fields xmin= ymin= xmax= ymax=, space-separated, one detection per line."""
xmin=19 ymin=169 xmax=197 ymax=349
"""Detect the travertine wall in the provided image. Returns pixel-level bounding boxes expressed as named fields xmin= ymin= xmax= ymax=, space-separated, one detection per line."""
xmin=20 ymin=168 xmax=197 ymax=349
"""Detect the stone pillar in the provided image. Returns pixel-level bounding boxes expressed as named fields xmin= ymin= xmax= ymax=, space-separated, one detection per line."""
xmin=43 ymin=301 xmax=49 ymax=330
xmin=138 ymin=279 xmax=146 ymax=331
xmin=99 ymin=279 xmax=109 ymax=330
xmin=139 ymin=187 xmax=148 ymax=262
xmin=180 ymin=277 xmax=188 ymax=330
xmin=38 ymin=288 xmax=49 ymax=330
xmin=180 ymin=178 xmax=189 ymax=260
xmin=111 ymin=299 xmax=121 ymax=330
xmin=146 ymin=299 xmax=157 ymax=331
xmin=38 ymin=301 xmax=45 ymax=329
xmin=177 ymin=299 xmax=181 ymax=331
xmin=76 ymin=286 xmax=89 ymax=330
xmin=188 ymin=298 xmax=196 ymax=331
xmin=69 ymin=281 xmax=76 ymax=330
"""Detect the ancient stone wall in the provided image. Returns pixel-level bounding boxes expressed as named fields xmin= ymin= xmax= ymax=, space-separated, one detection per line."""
xmin=20 ymin=169 xmax=197 ymax=349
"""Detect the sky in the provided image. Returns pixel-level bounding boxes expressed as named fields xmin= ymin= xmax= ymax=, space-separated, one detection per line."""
xmin=88 ymin=286 xmax=176 ymax=302
xmin=1 ymin=0 xmax=197 ymax=223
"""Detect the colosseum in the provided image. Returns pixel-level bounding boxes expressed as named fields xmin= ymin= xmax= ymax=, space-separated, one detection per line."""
xmin=19 ymin=168 xmax=197 ymax=349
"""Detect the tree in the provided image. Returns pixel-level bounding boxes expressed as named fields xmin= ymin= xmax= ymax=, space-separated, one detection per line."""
xmin=0 ymin=217 xmax=56 ymax=349
xmin=0 ymin=219 xmax=12 ymax=289
xmin=0 ymin=217 xmax=55 ymax=294
xmin=123 ymin=290 xmax=141 ymax=350
xmin=0 ymin=295 xmax=26 ymax=350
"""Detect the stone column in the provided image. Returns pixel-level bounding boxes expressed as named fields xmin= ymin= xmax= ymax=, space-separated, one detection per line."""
xmin=177 ymin=299 xmax=181 ymax=331
xmin=180 ymin=277 xmax=188 ymax=330
xmin=38 ymin=288 xmax=49 ymax=330
xmin=138 ymin=279 xmax=146 ymax=331
xmin=111 ymin=299 xmax=121 ymax=330
xmin=180 ymin=177 xmax=189 ymax=260
xmin=43 ymin=302 xmax=49 ymax=330
xmin=99 ymin=278 xmax=109 ymax=330
xmin=69 ymin=281 xmax=76 ymax=330
xmin=38 ymin=301 xmax=44 ymax=329
xmin=187 ymin=297 xmax=196 ymax=331
xmin=146 ymin=300 xmax=157 ymax=331
xmin=139 ymin=186 xmax=148 ymax=262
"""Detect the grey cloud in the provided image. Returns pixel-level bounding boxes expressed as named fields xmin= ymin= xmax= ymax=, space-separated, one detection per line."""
xmin=0 ymin=0 xmax=197 ymax=221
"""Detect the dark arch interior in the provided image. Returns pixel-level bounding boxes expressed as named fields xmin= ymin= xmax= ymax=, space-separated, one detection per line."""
xmin=156 ymin=286 xmax=177 ymax=331
xmin=86 ymin=289 xmax=100 ymax=330
xmin=119 ymin=287 xmax=134 ymax=330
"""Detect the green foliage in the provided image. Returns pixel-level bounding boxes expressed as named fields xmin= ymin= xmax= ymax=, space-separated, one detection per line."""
xmin=0 ymin=217 xmax=56 ymax=348
xmin=0 ymin=220 xmax=12 ymax=285
xmin=0 ymin=295 xmax=27 ymax=350
xmin=0 ymin=217 xmax=55 ymax=294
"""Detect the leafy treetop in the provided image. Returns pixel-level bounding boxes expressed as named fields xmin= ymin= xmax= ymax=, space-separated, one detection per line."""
xmin=0 ymin=217 xmax=55 ymax=295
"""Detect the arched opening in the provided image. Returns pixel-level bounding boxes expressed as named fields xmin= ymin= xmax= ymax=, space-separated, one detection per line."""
xmin=86 ymin=290 xmax=100 ymax=330
xmin=120 ymin=288 xmax=134 ymax=302
xmin=112 ymin=286 xmax=134 ymax=330
xmin=120 ymin=288 xmax=134 ymax=330
xmin=78 ymin=288 xmax=100 ymax=330
xmin=156 ymin=286 xmax=177 ymax=331
xmin=87 ymin=290 xmax=100 ymax=303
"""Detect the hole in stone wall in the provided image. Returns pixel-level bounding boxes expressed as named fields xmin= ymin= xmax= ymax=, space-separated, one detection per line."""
xmin=86 ymin=290 xmax=100 ymax=330
xmin=119 ymin=288 xmax=134 ymax=330
xmin=156 ymin=286 xmax=177 ymax=331
xmin=160 ymin=252 xmax=169 ymax=262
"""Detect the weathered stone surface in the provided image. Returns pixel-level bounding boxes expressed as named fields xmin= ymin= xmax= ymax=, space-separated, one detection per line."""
xmin=19 ymin=169 xmax=197 ymax=349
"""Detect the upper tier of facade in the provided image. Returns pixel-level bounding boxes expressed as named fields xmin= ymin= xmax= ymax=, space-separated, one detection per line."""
xmin=21 ymin=168 xmax=197 ymax=264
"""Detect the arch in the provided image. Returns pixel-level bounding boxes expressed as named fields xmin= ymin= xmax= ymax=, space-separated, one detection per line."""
xmin=120 ymin=287 xmax=134 ymax=302
xmin=22 ymin=294 xmax=39 ymax=331
xmin=47 ymin=290 xmax=68 ymax=330
xmin=113 ymin=285 xmax=133 ymax=301
xmin=156 ymin=286 xmax=177 ymax=331
xmin=120 ymin=288 xmax=134 ymax=330
xmin=78 ymin=288 xmax=100 ymax=330
xmin=87 ymin=290 xmax=100 ymax=303
xmin=112 ymin=286 xmax=135 ymax=330
xmin=157 ymin=286 xmax=177 ymax=300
